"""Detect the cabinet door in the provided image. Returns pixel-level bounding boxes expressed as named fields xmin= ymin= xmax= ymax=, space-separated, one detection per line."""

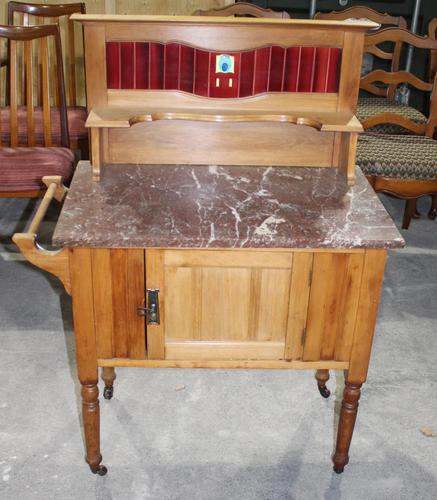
xmin=145 ymin=249 xmax=294 ymax=360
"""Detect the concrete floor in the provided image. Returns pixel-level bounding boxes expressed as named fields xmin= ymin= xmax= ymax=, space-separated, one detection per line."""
xmin=0 ymin=194 xmax=436 ymax=500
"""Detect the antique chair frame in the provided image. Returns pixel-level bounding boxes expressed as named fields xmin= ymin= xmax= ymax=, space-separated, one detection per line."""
xmin=315 ymin=6 xmax=407 ymax=99
xmin=7 ymin=2 xmax=87 ymax=158
xmin=429 ymin=18 xmax=437 ymax=82
xmin=193 ymin=1 xmax=290 ymax=19
xmin=0 ymin=24 xmax=71 ymax=198
xmin=358 ymin=29 xmax=437 ymax=229
xmin=7 ymin=2 xmax=86 ymax=108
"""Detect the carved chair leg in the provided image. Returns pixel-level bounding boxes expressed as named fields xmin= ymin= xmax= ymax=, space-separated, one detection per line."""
xmin=428 ymin=195 xmax=437 ymax=220
xmin=332 ymin=381 xmax=362 ymax=474
xmin=102 ymin=367 xmax=116 ymax=400
xmin=402 ymin=198 xmax=419 ymax=230
xmin=81 ymin=383 xmax=107 ymax=476
xmin=315 ymin=369 xmax=331 ymax=398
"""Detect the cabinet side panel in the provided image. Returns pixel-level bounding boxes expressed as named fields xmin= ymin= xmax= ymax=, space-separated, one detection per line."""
xmin=70 ymin=248 xmax=98 ymax=383
xmin=348 ymin=249 xmax=387 ymax=383
xmin=303 ymin=253 xmax=350 ymax=361
xmin=334 ymin=253 xmax=365 ymax=361
xmin=91 ymin=249 xmax=114 ymax=359
xmin=284 ymin=252 xmax=313 ymax=361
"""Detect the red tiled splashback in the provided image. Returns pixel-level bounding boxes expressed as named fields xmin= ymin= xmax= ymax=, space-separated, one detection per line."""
xmin=106 ymin=42 xmax=342 ymax=97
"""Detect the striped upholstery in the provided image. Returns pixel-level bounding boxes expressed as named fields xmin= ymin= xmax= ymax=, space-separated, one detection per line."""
xmin=357 ymin=134 xmax=437 ymax=180
xmin=0 ymin=106 xmax=87 ymax=144
xmin=0 ymin=147 xmax=74 ymax=192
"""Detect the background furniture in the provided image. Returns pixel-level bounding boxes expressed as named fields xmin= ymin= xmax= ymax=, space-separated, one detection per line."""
xmin=0 ymin=24 xmax=74 ymax=197
xmin=14 ymin=14 xmax=405 ymax=477
xmin=193 ymin=1 xmax=290 ymax=17
xmin=357 ymin=28 xmax=437 ymax=229
xmin=6 ymin=2 xmax=88 ymax=157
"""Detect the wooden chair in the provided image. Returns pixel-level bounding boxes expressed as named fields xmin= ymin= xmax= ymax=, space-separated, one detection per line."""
xmin=356 ymin=29 xmax=437 ymax=229
xmin=314 ymin=6 xmax=407 ymax=100
xmin=359 ymin=28 xmax=434 ymax=136
xmin=429 ymin=18 xmax=437 ymax=82
xmin=6 ymin=2 xmax=87 ymax=157
xmin=193 ymin=2 xmax=290 ymax=19
xmin=0 ymin=25 xmax=74 ymax=198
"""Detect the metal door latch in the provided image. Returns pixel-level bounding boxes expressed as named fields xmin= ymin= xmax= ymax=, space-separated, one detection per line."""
xmin=137 ymin=288 xmax=160 ymax=325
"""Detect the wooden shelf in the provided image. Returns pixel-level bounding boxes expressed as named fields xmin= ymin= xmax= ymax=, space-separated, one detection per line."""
xmin=86 ymin=106 xmax=363 ymax=133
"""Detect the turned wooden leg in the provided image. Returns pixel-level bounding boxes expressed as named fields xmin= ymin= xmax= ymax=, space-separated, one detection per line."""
xmin=102 ymin=367 xmax=116 ymax=400
xmin=402 ymin=198 xmax=419 ymax=230
xmin=315 ymin=369 xmax=331 ymax=398
xmin=332 ymin=381 xmax=362 ymax=474
xmin=428 ymin=195 xmax=437 ymax=220
xmin=81 ymin=383 xmax=107 ymax=476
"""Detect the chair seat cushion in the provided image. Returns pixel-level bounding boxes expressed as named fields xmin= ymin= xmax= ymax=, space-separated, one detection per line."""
xmin=0 ymin=106 xmax=87 ymax=144
xmin=0 ymin=147 xmax=74 ymax=192
xmin=357 ymin=97 xmax=427 ymax=134
xmin=357 ymin=134 xmax=437 ymax=181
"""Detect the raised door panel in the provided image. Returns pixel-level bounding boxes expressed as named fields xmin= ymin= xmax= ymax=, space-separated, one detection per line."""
xmin=146 ymin=249 xmax=293 ymax=360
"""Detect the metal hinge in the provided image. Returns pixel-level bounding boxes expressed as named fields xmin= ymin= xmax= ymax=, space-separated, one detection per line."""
xmin=137 ymin=288 xmax=160 ymax=325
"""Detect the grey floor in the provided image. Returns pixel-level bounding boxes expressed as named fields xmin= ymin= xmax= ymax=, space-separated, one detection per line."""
xmin=0 ymin=194 xmax=436 ymax=500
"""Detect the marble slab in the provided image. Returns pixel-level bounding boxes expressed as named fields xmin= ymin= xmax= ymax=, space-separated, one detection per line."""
xmin=53 ymin=162 xmax=405 ymax=249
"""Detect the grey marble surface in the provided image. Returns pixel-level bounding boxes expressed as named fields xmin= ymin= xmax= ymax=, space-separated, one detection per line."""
xmin=53 ymin=162 xmax=404 ymax=249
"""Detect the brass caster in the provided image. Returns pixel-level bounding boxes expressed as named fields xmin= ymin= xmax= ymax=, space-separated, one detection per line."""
xmin=103 ymin=386 xmax=114 ymax=400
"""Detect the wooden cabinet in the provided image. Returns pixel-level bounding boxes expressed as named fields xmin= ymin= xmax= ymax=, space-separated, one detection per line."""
xmin=87 ymin=248 xmax=373 ymax=370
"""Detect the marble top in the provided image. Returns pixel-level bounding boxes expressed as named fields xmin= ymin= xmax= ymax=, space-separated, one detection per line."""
xmin=53 ymin=162 xmax=404 ymax=249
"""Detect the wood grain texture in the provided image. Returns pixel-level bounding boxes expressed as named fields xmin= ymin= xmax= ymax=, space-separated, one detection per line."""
xmin=91 ymin=249 xmax=114 ymax=359
xmin=70 ymin=248 xmax=98 ymax=383
xmin=303 ymin=253 xmax=363 ymax=362
xmin=98 ymin=358 xmax=349 ymax=370
xmin=347 ymin=249 xmax=387 ymax=384
xmin=145 ymin=249 xmax=166 ymax=359
xmin=193 ymin=2 xmax=289 ymax=19
xmin=163 ymin=249 xmax=292 ymax=351
xmin=165 ymin=340 xmax=285 ymax=360
xmin=338 ymin=32 xmax=364 ymax=114
xmin=107 ymin=121 xmax=335 ymax=167
xmin=86 ymin=106 xmax=363 ymax=133
xmin=83 ymin=24 xmax=107 ymax=109
xmin=284 ymin=252 xmax=313 ymax=361
xmin=91 ymin=249 xmax=146 ymax=360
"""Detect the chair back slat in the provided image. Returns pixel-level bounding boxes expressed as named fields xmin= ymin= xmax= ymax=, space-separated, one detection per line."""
xmin=40 ymin=35 xmax=51 ymax=146
xmin=315 ymin=7 xmax=406 ymax=99
xmin=49 ymin=18 xmax=60 ymax=107
xmin=24 ymin=39 xmax=35 ymax=146
xmin=9 ymin=39 xmax=18 ymax=146
xmin=360 ymin=28 xmax=437 ymax=137
xmin=1 ymin=24 xmax=70 ymax=148
xmin=67 ymin=18 xmax=76 ymax=106
xmin=429 ymin=18 xmax=437 ymax=82
xmin=8 ymin=2 xmax=85 ymax=107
